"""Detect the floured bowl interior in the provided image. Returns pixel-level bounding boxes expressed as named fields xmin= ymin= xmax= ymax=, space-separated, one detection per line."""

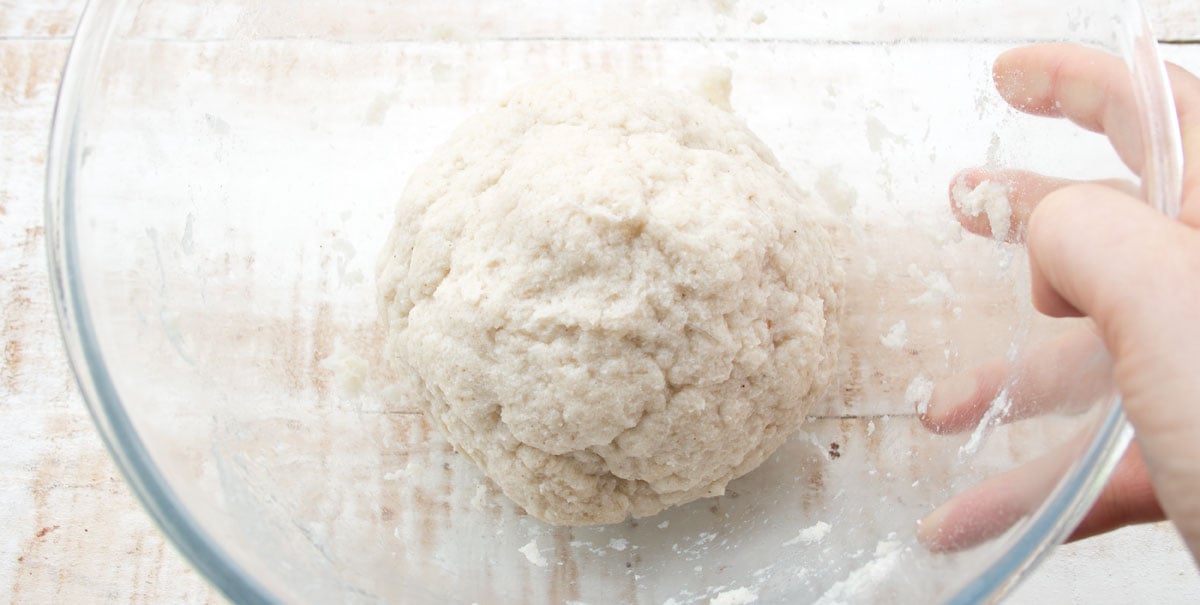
xmin=47 ymin=0 xmax=1179 ymax=603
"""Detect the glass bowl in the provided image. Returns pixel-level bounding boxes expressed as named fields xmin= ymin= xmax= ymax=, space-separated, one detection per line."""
xmin=46 ymin=1 xmax=1182 ymax=603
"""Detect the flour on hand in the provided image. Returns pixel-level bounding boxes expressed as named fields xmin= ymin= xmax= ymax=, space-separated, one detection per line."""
xmin=952 ymin=177 xmax=1013 ymax=241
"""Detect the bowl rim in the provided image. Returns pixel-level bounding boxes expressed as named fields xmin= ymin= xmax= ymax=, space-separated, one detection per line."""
xmin=43 ymin=1 xmax=1181 ymax=603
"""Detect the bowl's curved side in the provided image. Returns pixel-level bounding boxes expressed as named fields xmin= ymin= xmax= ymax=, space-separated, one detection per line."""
xmin=947 ymin=1 xmax=1185 ymax=602
xmin=44 ymin=1 xmax=279 ymax=603
xmin=948 ymin=409 xmax=1134 ymax=604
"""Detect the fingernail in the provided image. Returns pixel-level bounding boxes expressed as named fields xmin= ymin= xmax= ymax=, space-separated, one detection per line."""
xmin=916 ymin=503 xmax=952 ymax=552
xmin=926 ymin=372 xmax=977 ymax=420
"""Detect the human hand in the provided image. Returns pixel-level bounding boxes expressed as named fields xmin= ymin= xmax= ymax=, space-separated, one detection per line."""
xmin=914 ymin=43 xmax=1200 ymax=560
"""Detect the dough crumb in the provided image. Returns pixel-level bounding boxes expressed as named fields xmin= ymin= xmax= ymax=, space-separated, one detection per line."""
xmin=908 ymin=266 xmax=956 ymax=306
xmin=905 ymin=374 xmax=934 ymax=415
xmin=607 ymin=538 xmax=629 ymax=552
xmin=711 ymin=586 xmax=759 ymax=605
xmin=815 ymin=539 xmax=904 ymax=604
xmin=694 ymin=66 xmax=733 ymax=111
xmin=519 ymin=539 xmax=547 ymax=567
xmin=470 ymin=483 xmax=489 ymax=510
xmin=952 ymin=177 xmax=1012 ymax=240
xmin=750 ymin=10 xmax=768 ymax=25
xmin=782 ymin=521 xmax=832 ymax=546
xmin=319 ymin=342 xmax=369 ymax=397
xmin=879 ymin=320 xmax=907 ymax=350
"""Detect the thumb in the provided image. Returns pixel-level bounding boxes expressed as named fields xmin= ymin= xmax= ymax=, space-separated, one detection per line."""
xmin=1027 ymin=183 xmax=1200 ymax=556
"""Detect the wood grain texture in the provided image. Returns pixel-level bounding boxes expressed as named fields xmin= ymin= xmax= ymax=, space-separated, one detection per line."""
xmin=2 ymin=1 xmax=1200 ymax=604
xmin=0 ymin=0 xmax=84 ymax=38
xmin=101 ymin=0 xmax=1200 ymax=44
xmin=0 ymin=38 xmax=217 ymax=603
xmin=0 ymin=37 xmax=219 ymax=604
xmin=3 ymin=1 xmax=1198 ymax=41
xmin=1145 ymin=0 xmax=1200 ymax=41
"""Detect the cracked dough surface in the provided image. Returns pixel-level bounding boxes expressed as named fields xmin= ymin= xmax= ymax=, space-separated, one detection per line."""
xmin=377 ymin=73 xmax=843 ymax=525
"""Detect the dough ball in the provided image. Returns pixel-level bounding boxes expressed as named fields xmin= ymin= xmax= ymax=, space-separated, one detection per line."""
xmin=377 ymin=74 xmax=843 ymax=525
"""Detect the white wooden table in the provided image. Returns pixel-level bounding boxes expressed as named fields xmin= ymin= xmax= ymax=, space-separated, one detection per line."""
xmin=1 ymin=1 xmax=1198 ymax=603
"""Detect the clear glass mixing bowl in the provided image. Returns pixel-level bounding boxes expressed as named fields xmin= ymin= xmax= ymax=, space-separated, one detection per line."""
xmin=46 ymin=1 xmax=1182 ymax=603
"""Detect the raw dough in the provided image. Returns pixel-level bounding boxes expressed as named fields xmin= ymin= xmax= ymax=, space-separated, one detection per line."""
xmin=951 ymin=178 xmax=1012 ymax=240
xmin=377 ymin=73 xmax=843 ymax=525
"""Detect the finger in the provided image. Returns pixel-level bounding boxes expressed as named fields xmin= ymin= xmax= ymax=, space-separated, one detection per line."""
xmin=1028 ymin=166 xmax=1200 ymax=558
xmin=994 ymin=43 xmax=1147 ymax=172
xmin=918 ymin=356 xmax=1007 ymax=434
xmin=1026 ymin=182 xmax=1195 ymax=328
xmin=993 ymin=44 xmax=1200 ymax=224
xmin=916 ymin=438 xmax=1161 ymax=553
xmin=917 ymin=431 xmax=1083 ymax=552
xmin=919 ymin=325 xmax=1111 ymax=434
xmin=1068 ymin=442 xmax=1165 ymax=542
xmin=949 ymin=168 xmax=1138 ymax=243
xmin=1168 ymin=61 xmax=1200 ymax=226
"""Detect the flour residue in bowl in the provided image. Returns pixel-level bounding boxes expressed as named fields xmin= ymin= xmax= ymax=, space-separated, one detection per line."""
xmin=815 ymin=537 xmax=907 ymax=605
xmin=519 ymin=539 xmax=547 ymax=567
xmin=709 ymin=586 xmax=759 ymax=605
xmin=782 ymin=521 xmax=833 ymax=547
